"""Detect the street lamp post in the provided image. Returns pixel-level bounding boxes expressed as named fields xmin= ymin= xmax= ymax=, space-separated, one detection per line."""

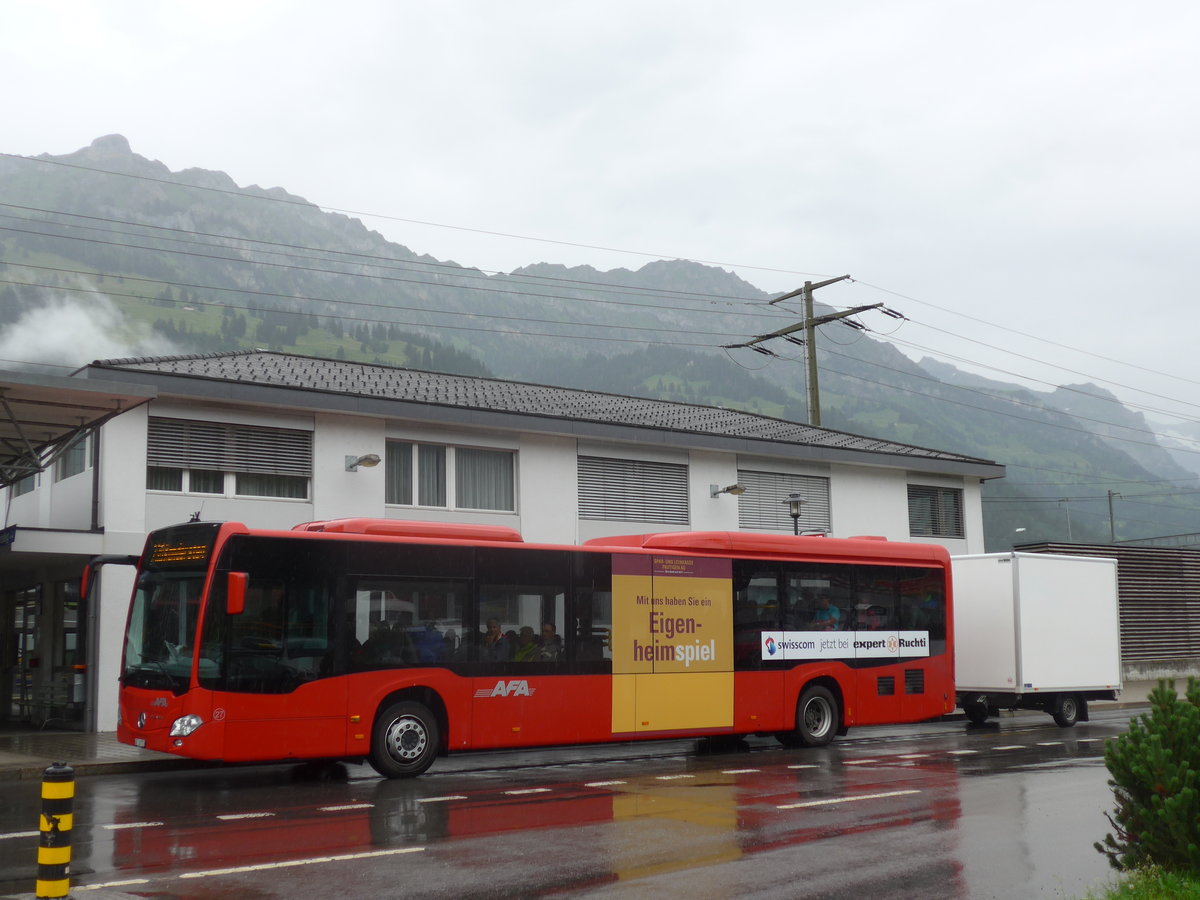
xmin=782 ymin=493 xmax=806 ymax=536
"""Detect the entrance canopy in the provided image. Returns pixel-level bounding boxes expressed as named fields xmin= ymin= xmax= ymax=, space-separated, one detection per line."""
xmin=0 ymin=370 xmax=154 ymax=489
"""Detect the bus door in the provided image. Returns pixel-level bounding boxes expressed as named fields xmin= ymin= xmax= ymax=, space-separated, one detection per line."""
xmin=896 ymin=568 xmax=946 ymax=720
xmin=470 ymin=549 xmax=574 ymax=748
xmin=848 ymin=566 xmax=945 ymax=722
xmin=210 ymin=577 xmax=347 ymax=760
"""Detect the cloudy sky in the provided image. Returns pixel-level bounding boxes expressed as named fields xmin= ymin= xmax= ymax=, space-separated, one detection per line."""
xmin=4 ymin=1 xmax=1199 ymax=423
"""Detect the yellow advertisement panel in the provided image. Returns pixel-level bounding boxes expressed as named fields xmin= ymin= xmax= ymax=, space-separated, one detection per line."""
xmin=611 ymin=555 xmax=733 ymax=733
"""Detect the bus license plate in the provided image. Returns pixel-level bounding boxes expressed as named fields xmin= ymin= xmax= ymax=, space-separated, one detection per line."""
xmin=134 ymin=738 xmax=146 ymax=748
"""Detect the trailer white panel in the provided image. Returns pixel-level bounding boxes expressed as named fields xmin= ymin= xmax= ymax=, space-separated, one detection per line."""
xmin=952 ymin=554 xmax=1020 ymax=691
xmin=952 ymin=553 xmax=1121 ymax=694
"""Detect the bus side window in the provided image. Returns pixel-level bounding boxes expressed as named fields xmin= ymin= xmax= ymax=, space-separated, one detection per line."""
xmin=899 ymin=570 xmax=946 ymax=648
xmin=733 ymin=561 xmax=777 ymax=667
xmin=855 ymin=569 xmax=899 ymax=631
xmin=570 ymin=552 xmax=612 ymax=666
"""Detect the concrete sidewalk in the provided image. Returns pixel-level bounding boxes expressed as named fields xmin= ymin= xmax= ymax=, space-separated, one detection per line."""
xmin=0 ymin=680 xmax=1168 ymax=783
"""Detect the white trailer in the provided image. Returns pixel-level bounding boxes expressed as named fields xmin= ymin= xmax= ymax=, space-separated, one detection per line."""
xmin=951 ymin=552 xmax=1121 ymax=727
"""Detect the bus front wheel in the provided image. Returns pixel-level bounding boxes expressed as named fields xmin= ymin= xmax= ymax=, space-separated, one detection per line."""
xmin=792 ymin=684 xmax=839 ymax=748
xmin=370 ymin=701 xmax=440 ymax=778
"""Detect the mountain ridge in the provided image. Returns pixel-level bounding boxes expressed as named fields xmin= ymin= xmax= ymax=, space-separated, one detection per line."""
xmin=2 ymin=135 xmax=1196 ymax=548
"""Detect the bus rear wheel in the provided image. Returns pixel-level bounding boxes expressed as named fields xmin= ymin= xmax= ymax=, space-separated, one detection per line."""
xmin=370 ymin=701 xmax=440 ymax=778
xmin=786 ymin=684 xmax=839 ymax=748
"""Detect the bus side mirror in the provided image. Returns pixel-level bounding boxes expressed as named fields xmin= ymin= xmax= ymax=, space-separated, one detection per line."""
xmin=80 ymin=554 xmax=139 ymax=600
xmin=227 ymin=572 xmax=248 ymax=616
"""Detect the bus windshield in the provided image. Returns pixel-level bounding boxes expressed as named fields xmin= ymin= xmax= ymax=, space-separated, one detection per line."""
xmin=123 ymin=569 xmax=209 ymax=693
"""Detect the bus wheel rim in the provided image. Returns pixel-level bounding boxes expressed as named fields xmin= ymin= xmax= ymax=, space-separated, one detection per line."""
xmin=804 ymin=699 xmax=830 ymax=737
xmin=386 ymin=716 xmax=428 ymax=761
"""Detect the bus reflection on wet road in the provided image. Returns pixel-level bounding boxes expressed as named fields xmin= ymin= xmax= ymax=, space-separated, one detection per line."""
xmin=0 ymin=712 xmax=1130 ymax=899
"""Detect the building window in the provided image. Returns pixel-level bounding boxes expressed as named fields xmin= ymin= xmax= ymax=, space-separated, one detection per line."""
xmin=12 ymin=474 xmax=36 ymax=497
xmin=578 ymin=455 xmax=689 ymax=524
xmin=386 ymin=442 xmax=515 ymax=512
xmin=146 ymin=418 xmax=311 ymax=500
xmin=908 ymin=485 xmax=964 ymax=538
xmin=736 ymin=470 xmax=831 ymax=532
xmin=54 ymin=435 xmax=89 ymax=482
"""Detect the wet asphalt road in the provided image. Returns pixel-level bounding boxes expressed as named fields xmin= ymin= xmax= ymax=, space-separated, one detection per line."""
xmin=0 ymin=711 xmax=1132 ymax=899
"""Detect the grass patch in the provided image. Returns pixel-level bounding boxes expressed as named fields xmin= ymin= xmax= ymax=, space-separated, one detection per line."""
xmin=1083 ymin=867 xmax=1200 ymax=899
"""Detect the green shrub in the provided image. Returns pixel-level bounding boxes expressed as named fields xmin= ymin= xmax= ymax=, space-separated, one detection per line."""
xmin=1096 ymin=679 xmax=1200 ymax=872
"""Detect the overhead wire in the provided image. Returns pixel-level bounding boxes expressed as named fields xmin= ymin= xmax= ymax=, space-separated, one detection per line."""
xmin=7 ymin=149 xmax=1197 ymax=408
xmin=6 ymin=151 xmax=1200 ymax=521
xmin=1 ymin=151 xmax=829 ymax=281
xmin=0 ymin=203 xmax=775 ymax=309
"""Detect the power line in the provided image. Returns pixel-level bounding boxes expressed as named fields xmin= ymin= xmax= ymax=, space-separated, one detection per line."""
xmin=1 ymin=152 xmax=831 ymax=282
xmin=9 ymin=149 xmax=1198 ymax=412
xmin=0 ymin=273 xmax=727 ymax=347
xmin=852 ymin=278 xmax=1200 ymax=392
xmin=0 ymin=204 xmax=774 ymax=309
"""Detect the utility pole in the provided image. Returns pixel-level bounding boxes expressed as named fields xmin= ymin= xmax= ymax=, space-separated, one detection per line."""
xmin=724 ymin=274 xmax=867 ymax=426
xmin=1108 ymin=490 xmax=1121 ymax=542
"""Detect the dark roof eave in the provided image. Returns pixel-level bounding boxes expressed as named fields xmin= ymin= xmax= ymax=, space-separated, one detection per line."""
xmin=84 ymin=363 xmax=1004 ymax=480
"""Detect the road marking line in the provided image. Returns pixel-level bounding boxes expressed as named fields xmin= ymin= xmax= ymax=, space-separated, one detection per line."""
xmin=416 ymin=795 xmax=468 ymax=803
xmin=993 ymin=745 xmax=1025 ymax=750
xmin=585 ymin=780 xmax=627 ymax=787
xmin=75 ymin=879 xmax=152 ymax=891
xmin=655 ymin=774 xmax=696 ymax=780
xmin=319 ymin=803 xmax=374 ymax=811
xmin=842 ymin=759 xmax=878 ymax=765
xmin=778 ymin=789 xmax=921 ymax=810
xmin=948 ymin=750 xmax=978 ymax=755
xmin=504 ymin=788 xmax=552 ymax=795
xmin=0 ymin=831 xmax=39 ymax=840
xmin=898 ymin=754 xmax=929 ymax=759
xmin=103 ymin=822 xmax=164 ymax=830
xmin=721 ymin=768 xmax=760 ymax=774
xmin=217 ymin=812 xmax=277 ymax=821
xmin=787 ymin=764 xmax=819 ymax=770
xmin=1037 ymin=741 xmax=1065 ymax=746
xmin=179 ymin=846 xmax=425 ymax=878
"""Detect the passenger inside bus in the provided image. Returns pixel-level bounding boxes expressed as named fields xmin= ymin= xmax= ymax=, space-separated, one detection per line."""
xmin=538 ymin=623 xmax=562 ymax=661
xmin=513 ymin=626 xmax=539 ymax=662
xmin=808 ymin=594 xmax=841 ymax=630
xmin=482 ymin=618 xmax=512 ymax=661
xmin=361 ymin=621 xmax=416 ymax=664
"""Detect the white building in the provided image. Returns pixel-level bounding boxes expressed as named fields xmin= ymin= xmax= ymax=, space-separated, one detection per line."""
xmin=0 ymin=351 xmax=1003 ymax=731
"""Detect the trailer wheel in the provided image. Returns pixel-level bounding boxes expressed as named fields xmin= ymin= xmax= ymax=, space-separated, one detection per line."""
xmin=1052 ymin=694 xmax=1081 ymax=728
xmin=793 ymin=685 xmax=839 ymax=747
xmin=964 ymin=694 xmax=990 ymax=725
xmin=370 ymin=701 xmax=440 ymax=778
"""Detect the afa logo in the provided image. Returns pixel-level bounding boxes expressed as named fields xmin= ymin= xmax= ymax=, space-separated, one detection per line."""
xmin=764 ymin=636 xmax=777 ymax=656
xmin=474 ymin=679 xmax=536 ymax=698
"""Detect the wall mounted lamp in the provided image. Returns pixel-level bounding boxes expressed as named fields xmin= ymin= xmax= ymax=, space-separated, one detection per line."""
xmin=345 ymin=453 xmax=382 ymax=472
xmin=710 ymin=483 xmax=747 ymax=498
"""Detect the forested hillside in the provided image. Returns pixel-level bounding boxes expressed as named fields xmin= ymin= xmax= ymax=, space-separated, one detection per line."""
xmin=2 ymin=135 xmax=1196 ymax=548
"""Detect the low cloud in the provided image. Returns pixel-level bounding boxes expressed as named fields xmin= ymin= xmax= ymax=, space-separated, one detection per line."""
xmin=0 ymin=293 xmax=180 ymax=372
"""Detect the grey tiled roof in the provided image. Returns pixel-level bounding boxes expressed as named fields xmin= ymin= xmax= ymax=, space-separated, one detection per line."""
xmin=86 ymin=350 xmax=998 ymax=467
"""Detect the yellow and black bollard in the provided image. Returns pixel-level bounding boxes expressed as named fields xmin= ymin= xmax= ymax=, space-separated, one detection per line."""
xmin=36 ymin=762 xmax=74 ymax=899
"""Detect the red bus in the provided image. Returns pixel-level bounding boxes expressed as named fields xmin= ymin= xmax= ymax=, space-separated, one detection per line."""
xmin=100 ymin=518 xmax=953 ymax=777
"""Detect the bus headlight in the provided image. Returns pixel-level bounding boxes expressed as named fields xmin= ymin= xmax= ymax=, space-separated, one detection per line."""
xmin=169 ymin=714 xmax=204 ymax=737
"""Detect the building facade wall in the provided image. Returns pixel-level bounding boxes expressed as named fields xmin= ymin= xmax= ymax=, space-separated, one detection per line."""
xmin=3 ymin=392 xmax=989 ymax=732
